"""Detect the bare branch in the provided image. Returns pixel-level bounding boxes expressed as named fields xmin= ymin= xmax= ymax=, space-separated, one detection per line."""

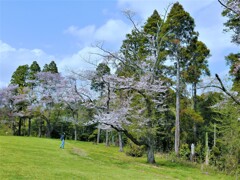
xmin=122 ymin=10 xmax=141 ymax=33
xmin=95 ymin=43 xmax=143 ymax=71
xmin=218 ymin=0 xmax=240 ymax=15
xmin=215 ymin=74 xmax=240 ymax=105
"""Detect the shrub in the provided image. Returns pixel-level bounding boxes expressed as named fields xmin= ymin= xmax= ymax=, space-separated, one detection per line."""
xmin=125 ymin=140 xmax=145 ymax=157
xmin=79 ymin=133 xmax=89 ymax=141
xmin=195 ymin=143 xmax=204 ymax=163
xmin=179 ymin=143 xmax=190 ymax=160
xmin=88 ymin=129 xmax=98 ymax=142
xmin=0 ymin=124 xmax=11 ymax=136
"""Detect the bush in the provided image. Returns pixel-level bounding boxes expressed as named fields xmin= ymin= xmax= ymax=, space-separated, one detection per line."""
xmin=179 ymin=143 xmax=190 ymax=160
xmin=0 ymin=124 xmax=11 ymax=136
xmin=195 ymin=143 xmax=204 ymax=163
xmin=125 ymin=140 xmax=145 ymax=157
xmin=79 ymin=133 xmax=89 ymax=141
xmin=88 ymin=129 xmax=98 ymax=142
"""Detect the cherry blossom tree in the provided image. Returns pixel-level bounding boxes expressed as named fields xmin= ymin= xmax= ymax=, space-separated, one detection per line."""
xmin=91 ymin=69 xmax=167 ymax=163
xmin=0 ymin=85 xmax=35 ymax=135
xmin=0 ymin=85 xmax=19 ymax=134
xmin=28 ymin=72 xmax=65 ymax=137
xmin=57 ymin=75 xmax=93 ymax=140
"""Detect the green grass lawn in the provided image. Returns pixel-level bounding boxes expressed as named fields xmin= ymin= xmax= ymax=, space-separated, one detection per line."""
xmin=0 ymin=136 xmax=233 ymax=180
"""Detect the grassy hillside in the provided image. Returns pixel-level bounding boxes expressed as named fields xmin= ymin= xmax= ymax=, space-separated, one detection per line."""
xmin=0 ymin=136 xmax=233 ymax=180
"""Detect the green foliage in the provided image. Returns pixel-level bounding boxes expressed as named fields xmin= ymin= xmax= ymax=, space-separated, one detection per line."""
xmin=222 ymin=0 xmax=240 ymax=45
xmin=126 ymin=92 xmax=159 ymax=141
xmin=10 ymin=64 xmax=29 ymax=87
xmin=125 ymin=139 xmax=145 ymax=157
xmin=183 ymin=39 xmax=210 ymax=84
xmin=180 ymin=107 xmax=204 ymax=139
xmin=225 ymin=53 xmax=240 ymax=91
xmin=162 ymin=2 xmax=195 ymax=45
xmin=0 ymin=124 xmax=11 ymax=136
xmin=181 ymin=108 xmax=204 ymax=124
xmin=88 ymin=129 xmax=98 ymax=142
xmin=195 ymin=142 xmax=204 ymax=163
xmin=197 ymin=92 xmax=223 ymax=146
xmin=211 ymin=101 xmax=240 ymax=175
xmin=119 ymin=9 xmax=169 ymax=78
xmin=119 ymin=29 xmax=148 ymax=77
xmin=144 ymin=10 xmax=169 ymax=77
xmin=210 ymin=146 xmax=221 ymax=167
xmin=91 ymin=63 xmax=110 ymax=93
xmin=28 ymin=61 xmax=41 ymax=80
xmin=42 ymin=61 xmax=58 ymax=73
xmin=179 ymin=143 xmax=190 ymax=160
xmin=144 ymin=10 xmax=162 ymax=35
xmin=212 ymin=146 xmax=221 ymax=156
xmin=79 ymin=133 xmax=89 ymax=141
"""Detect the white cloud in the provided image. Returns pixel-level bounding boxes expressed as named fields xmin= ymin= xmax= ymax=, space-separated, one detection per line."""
xmin=65 ymin=19 xmax=132 ymax=49
xmin=95 ymin=19 xmax=131 ymax=43
xmin=0 ymin=41 xmax=111 ymax=88
xmin=0 ymin=40 xmax=55 ymax=87
xmin=58 ymin=46 xmax=103 ymax=72
xmin=64 ymin=25 xmax=96 ymax=45
xmin=0 ymin=40 xmax=16 ymax=53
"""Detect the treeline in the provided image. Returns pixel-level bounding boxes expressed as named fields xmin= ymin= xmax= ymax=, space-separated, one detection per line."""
xmin=0 ymin=1 xmax=239 ymax=175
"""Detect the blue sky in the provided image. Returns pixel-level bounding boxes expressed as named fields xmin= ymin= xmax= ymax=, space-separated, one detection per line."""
xmin=0 ymin=0 xmax=239 ymax=87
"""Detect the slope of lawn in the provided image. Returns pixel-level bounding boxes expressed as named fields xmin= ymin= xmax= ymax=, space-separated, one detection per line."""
xmin=0 ymin=136 xmax=233 ymax=180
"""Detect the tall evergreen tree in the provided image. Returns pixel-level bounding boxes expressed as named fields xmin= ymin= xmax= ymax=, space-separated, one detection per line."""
xmin=143 ymin=10 xmax=169 ymax=78
xmin=42 ymin=61 xmax=58 ymax=73
xmin=225 ymin=53 xmax=240 ymax=92
xmin=144 ymin=10 xmax=162 ymax=35
xmin=91 ymin=63 xmax=111 ymax=94
xmin=183 ymin=38 xmax=210 ymax=142
xmin=119 ymin=10 xmax=168 ymax=78
xmin=10 ymin=65 xmax=29 ymax=87
xmin=119 ymin=29 xmax=148 ymax=77
xmin=162 ymin=2 xmax=196 ymax=155
xmin=42 ymin=64 xmax=49 ymax=72
xmin=48 ymin=61 xmax=58 ymax=73
xmin=29 ymin=61 xmax=41 ymax=80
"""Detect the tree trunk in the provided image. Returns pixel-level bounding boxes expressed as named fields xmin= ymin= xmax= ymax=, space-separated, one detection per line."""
xmin=111 ymin=131 xmax=115 ymax=145
xmin=105 ymin=83 xmax=110 ymax=147
xmin=175 ymin=59 xmax=180 ymax=155
xmin=107 ymin=83 xmax=110 ymax=113
xmin=38 ymin=119 xmax=42 ymax=138
xmin=18 ymin=118 xmax=22 ymax=136
xmin=23 ymin=119 xmax=26 ymax=136
xmin=74 ymin=124 xmax=77 ymax=141
xmin=105 ymin=130 xmax=109 ymax=146
xmin=205 ymin=132 xmax=209 ymax=165
xmin=11 ymin=121 xmax=16 ymax=135
xmin=118 ymin=132 xmax=123 ymax=152
xmin=214 ymin=123 xmax=216 ymax=147
xmin=28 ymin=118 xmax=31 ymax=136
xmin=46 ymin=120 xmax=52 ymax=138
xmin=147 ymin=144 xmax=156 ymax=164
xmin=192 ymin=82 xmax=197 ymax=143
xmin=97 ymin=124 xmax=101 ymax=144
